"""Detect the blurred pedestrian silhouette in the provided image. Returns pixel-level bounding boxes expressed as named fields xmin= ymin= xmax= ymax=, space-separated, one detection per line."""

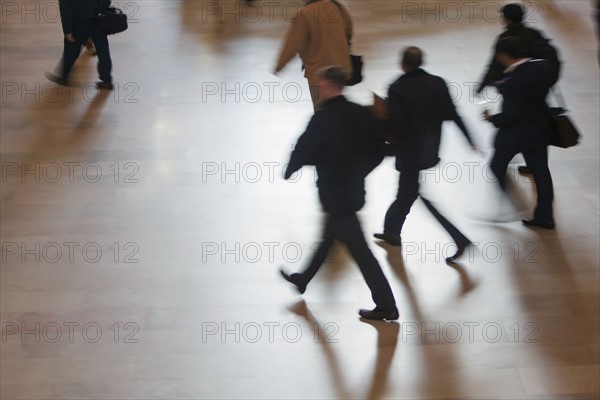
xmin=373 ymin=47 xmax=476 ymax=264
xmin=483 ymin=37 xmax=555 ymax=230
xmin=274 ymin=0 xmax=353 ymax=108
xmin=46 ymin=0 xmax=114 ymax=90
xmin=478 ymin=3 xmax=562 ymax=176
xmin=279 ymin=66 xmax=398 ymax=321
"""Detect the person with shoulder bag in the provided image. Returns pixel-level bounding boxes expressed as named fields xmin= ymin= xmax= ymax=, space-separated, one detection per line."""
xmin=483 ymin=37 xmax=556 ymax=230
xmin=274 ymin=0 xmax=353 ymax=109
xmin=477 ymin=3 xmax=562 ymax=175
xmin=46 ymin=0 xmax=114 ymax=90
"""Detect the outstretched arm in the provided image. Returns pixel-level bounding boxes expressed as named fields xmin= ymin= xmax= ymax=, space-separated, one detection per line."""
xmin=275 ymin=13 xmax=308 ymax=74
xmin=285 ymin=117 xmax=322 ymax=179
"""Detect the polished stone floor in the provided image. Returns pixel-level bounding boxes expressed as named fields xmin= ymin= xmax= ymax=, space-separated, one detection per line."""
xmin=1 ymin=0 xmax=599 ymax=399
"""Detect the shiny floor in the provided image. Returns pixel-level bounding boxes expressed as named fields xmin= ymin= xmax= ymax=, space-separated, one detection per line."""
xmin=1 ymin=0 xmax=599 ymax=399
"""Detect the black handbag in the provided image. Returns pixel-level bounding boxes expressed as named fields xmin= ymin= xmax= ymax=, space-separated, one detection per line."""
xmin=97 ymin=7 xmax=128 ymax=36
xmin=330 ymin=0 xmax=363 ymax=86
xmin=345 ymin=54 xmax=363 ymax=86
xmin=550 ymin=113 xmax=580 ymax=148
xmin=548 ymin=87 xmax=580 ymax=148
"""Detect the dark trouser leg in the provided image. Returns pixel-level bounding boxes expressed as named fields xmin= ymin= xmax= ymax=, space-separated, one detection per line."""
xmin=90 ymin=29 xmax=112 ymax=84
xmin=490 ymin=148 xmax=524 ymax=209
xmin=420 ymin=196 xmax=470 ymax=245
xmin=60 ymin=31 xmax=88 ymax=79
xmin=334 ymin=214 xmax=396 ymax=310
xmin=298 ymin=216 xmax=335 ymax=285
xmin=523 ymin=146 xmax=554 ymax=222
xmin=490 ymin=150 xmax=515 ymax=192
xmin=383 ymin=170 xmax=419 ymax=235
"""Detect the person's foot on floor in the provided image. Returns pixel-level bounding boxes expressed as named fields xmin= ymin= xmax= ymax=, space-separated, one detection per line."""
xmin=279 ymin=268 xmax=307 ymax=294
xmin=446 ymin=240 xmax=473 ymax=264
xmin=522 ymin=218 xmax=555 ymax=230
xmin=518 ymin=165 xmax=533 ymax=175
xmin=96 ymin=81 xmax=114 ymax=90
xmin=358 ymin=307 xmax=399 ymax=321
xmin=373 ymin=232 xmax=402 ymax=247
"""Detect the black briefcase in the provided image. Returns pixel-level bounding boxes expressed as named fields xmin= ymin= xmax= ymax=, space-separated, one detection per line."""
xmin=548 ymin=87 xmax=581 ymax=148
xmin=97 ymin=7 xmax=128 ymax=36
xmin=550 ymin=111 xmax=580 ymax=148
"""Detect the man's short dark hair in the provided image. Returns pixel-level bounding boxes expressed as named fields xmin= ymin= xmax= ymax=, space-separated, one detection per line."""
xmin=501 ymin=3 xmax=525 ymax=24
xmin=496 ymin=36 xmax=529 ymax=59
xmin=402 ymin=46 xmax=423 ymax=72
xmin=316 ymin=66 xmax=346 ymax=90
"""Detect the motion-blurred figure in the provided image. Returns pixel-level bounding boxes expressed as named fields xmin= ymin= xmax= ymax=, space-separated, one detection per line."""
xmin=374 ymin=47 xmax=476 ymax=264
xmin=478 ymin=3 xmax=561 ymax=176
xmin=279 ymin=66 xmax=398 ymax=321
xmin=483 ymin=37 xmax=555 ymax=230
xmin=274 ymin=0 xmax=353 ymax=108
xmin=46 ymin=0 xmax=114 ymax=90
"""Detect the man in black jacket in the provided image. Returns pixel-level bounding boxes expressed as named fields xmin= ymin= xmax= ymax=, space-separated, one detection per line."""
xmin=483 ymin=37 xmax=555 ymax=229
xmin=477 ymin=3 xmax=560 ymax=94
xmin=46 ymin=0 xmax=113 ymax=89
xmin=373 ymin=47 xmax=475 ymax=264
xmin=279 ymin=66 xmax=398 ymax=321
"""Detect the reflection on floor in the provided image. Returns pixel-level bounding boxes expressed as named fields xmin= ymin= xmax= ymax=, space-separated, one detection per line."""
xmin=1 ymin=0 xmax=599 ymax=399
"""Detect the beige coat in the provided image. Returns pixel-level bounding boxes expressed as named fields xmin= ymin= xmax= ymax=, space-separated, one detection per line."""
xmin=275 ymin=0 xmax=353 ymax=79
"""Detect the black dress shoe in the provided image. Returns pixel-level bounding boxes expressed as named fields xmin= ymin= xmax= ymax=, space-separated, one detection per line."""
xmin=522 ymin=218 xmax=555 ymax=230
xmin=358 ymin=307 xmax=399 ymax=321
xmin=373 ymin=233 xmax=402 ymax=247
xmin=446 ymin=240 xmax=472 ymax=264
xmin=96 ymin=81 xmax=114 ymax=90
xmin=279 ymin=269 xmax=307 ymax=294
xmin=518 ymin=165 xmax=533 ymax=175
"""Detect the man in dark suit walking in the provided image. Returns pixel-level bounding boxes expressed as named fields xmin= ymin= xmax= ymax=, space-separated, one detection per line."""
xmin=279 ymin=66 xmax=398 ymax=321
xmin=373 ymin=47 xmax=476 ymax=263
xmin=46 ymin=0 xmax=114 ymax=90
xmin=483 ymin=37 xmax=555 ymax=229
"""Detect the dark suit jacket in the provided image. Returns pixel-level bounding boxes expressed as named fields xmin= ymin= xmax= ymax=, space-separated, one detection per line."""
xmin=387 ymin=69 xmax=474 ymax=172
xmin=285 ymin=96 xmax=385 ymax=216
xmin=478 ymin=23 xmax=549 ymax=92
xmin=489 ymin=60 xmax=552 ymax=154
xmin=59 ymin=0 xmax=111 ymax=35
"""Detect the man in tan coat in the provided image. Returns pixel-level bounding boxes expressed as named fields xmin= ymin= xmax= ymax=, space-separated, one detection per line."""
xmin=274 ymin=0 xmax=353 ymax=108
